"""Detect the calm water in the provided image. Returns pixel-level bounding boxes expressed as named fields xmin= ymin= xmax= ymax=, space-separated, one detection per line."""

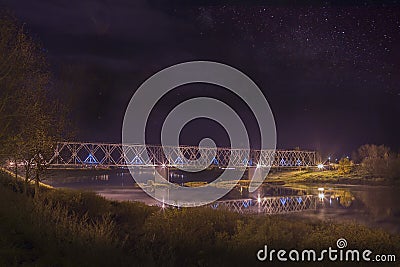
xmin=44 ymin=169 xmax=400 ymax=234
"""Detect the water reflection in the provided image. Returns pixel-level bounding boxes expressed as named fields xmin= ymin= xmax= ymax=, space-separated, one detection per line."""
xmin=44 ymin=169 xmax=400 ymax=234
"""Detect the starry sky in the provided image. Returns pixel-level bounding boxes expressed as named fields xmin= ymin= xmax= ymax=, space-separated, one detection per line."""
xmin=2 ymin=0 xmax=400 ymax=158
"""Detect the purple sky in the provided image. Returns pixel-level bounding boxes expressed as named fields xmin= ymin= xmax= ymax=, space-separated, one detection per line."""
xmin=2 ymin=0 xmax=400 ymax=158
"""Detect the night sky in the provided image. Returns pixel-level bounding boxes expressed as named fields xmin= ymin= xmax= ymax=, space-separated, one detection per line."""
xmin=2 ymin=0 xmax=400 ymax=158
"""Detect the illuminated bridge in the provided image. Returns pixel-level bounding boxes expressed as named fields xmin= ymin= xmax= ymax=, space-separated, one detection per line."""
xmin=48 ymin=142 xmax=317 ymax=168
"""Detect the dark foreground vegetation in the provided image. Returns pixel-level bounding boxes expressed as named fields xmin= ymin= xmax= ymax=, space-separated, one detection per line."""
xmin=1 ymin=171 xmax=399 ymax=267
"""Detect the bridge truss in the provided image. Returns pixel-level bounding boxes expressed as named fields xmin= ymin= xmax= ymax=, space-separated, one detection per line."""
xmin=48 ymin=142 xmax=317 ymax=168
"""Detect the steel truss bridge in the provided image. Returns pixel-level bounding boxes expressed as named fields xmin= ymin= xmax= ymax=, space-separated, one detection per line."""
xmin=48 ymin=142 xmax=317 ymax=168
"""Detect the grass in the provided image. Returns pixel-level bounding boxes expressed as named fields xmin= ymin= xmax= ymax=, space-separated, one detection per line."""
xmin=266 ymin=169 xmax=389 ymax=185
xmin=184 ymin=169 xmax=393 ymax=190
xmin=0 ymin=170 xmax=399 ymax=266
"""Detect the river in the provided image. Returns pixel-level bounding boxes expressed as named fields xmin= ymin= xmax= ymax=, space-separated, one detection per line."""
xmin=44 ymin=168 xmax=400 ymax=234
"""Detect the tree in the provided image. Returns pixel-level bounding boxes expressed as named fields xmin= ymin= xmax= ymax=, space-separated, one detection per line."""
xmin=338 ymin=157 xmax=353 ymax=175
xmin=0 ymin=11 xmax=70 ymax=197
xmin=0 ymin=12 xmax=49 ymax=142
xmin=355 ymin=144 xmax=392 ymax=177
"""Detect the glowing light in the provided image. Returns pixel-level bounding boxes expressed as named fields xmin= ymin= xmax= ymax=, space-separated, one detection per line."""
xmin=174 ymin=156 xmax=184 ymax=165
xmin=84 ymin=153 xmax=98 ymax=164
xmin=212 ymin=157 xmax=219 ymax=165
xmin=318 ymin=188 xmax=325 ymax=200
xmin=257 ymin=194 xmax=261 ymax=203
xmin=131 ymin=155 xmax=143 ymax=165
xmin=162 ymin=163 xmax=166 ymax=167
xmin=220 ymin=167 xmax=235 ymax=170
xmin=257 ymin=163 xmax=262 ymax=168
xmin=211 ymin=203 xmax=219 ymax=209
xmin=243 ymin=200 xmax=250 ymax=208
xmin=317 ymin=163 xmax=324 ymax=169
xmin=161 ymin=198 xmax=165 ymax=209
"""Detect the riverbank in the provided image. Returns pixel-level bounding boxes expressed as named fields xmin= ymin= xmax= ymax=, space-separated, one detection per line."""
xmin=266 ymin=169 xmax=398 ymax=186
xmin=1 ymin=170 xmax=399 ymax=266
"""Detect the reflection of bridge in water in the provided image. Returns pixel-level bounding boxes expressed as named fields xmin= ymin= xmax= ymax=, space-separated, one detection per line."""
xmin=214 ymin=195 xmax=317 ymax=214
xmin=49 ymin=142 xmax=317 ymax=168
xmin=157 ymin=195 xmax=317 ymax=214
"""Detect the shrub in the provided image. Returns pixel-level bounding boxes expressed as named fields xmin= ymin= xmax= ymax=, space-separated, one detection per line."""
xmin=338 ymin=157 xmax=353 ymax=174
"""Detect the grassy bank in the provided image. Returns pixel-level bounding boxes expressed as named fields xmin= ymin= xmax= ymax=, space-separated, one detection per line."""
xmin=266 ymin=169 xmax=395 ymax=185
xmin=1 ymin=171 xmax=399 ymax=266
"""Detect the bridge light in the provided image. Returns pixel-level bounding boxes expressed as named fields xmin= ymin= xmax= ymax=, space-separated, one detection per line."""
xmin=162 ymin=163 xmax=166 ymax=167
xmin=257 ymin=194 xmax=261 ymax=203
xmin=317 ymin=163 xmax=324 ymax=169
xmin=256 ymin=163 xmax=262 ymax=168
